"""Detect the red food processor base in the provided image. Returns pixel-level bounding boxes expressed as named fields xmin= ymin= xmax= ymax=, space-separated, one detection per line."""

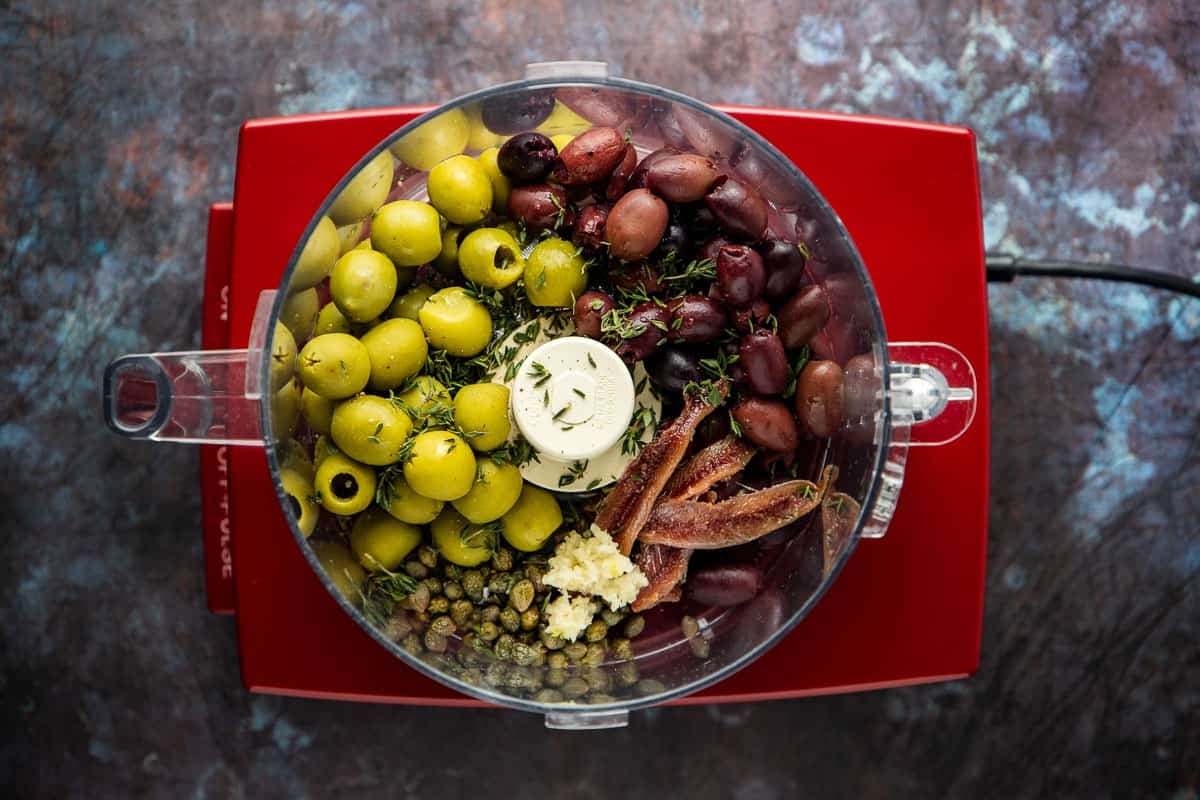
xmin=200 ymin=106 xmax=989 ymax=706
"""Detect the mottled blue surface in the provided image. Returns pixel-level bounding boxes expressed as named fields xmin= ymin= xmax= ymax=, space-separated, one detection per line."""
xmin=1 ymin=1 xmax=1198 ymax=798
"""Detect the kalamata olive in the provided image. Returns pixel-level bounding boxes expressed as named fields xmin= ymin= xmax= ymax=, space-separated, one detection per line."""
xmin=556 ymin=87 xmax=632 ymax=127
xmin=645 ymin=346 xmax=703 ymax=392
xmin=841 ymin=353 xmax=878 ymax=445
xmin=731 ymin=299 xmax=771 ymax=333
xmin=573 ymin=291 xmax=615 ymax=339
xmin=507 ymin=183 xmax=572 ymax=232
xmin=795 ymin=360 xmax=844 ymax=437
xmin=625 ymin=146 xmax=681 ymax=192
xmin=670 ymin=295 xmax=727 ymax=343
xmin=554 ymin=127 xmax=627 ymax=185
xmin=606 ymin=144 xmax=638 ymax=200
xmin=739 ymin=330 xmax=788 ymax=395
xmin=694 ymin=411 xmax=731 ymax=449
xmin=732 ymin=396 xmax=798 ymax=452
xmin=657 ymin=219 xmax=691 ymax=259
xmin=615 ymin=301 xmax=671 ymax=362
xmin=705 ymin=176 xmax=768 ymax=241
xmin=497 ymin=132 xmax=558 ymax=183
xmin=572 ymin=204 xmax=609 ymax=250
xmin=716 ymin=244 xmax=766 ymax=307
xmin=481 ymin=91 xmax=555 ymax=133
xmin=605 ymin=188 xmax=668 ymax=261
xmin=645 ymin=154 xmax=720 ymax=203
xmin=777 ymin=284 xmax=830 ymax=349
xmin=687 ymin=205 xmax=718 ymax=238
xmin=609 ymin=262 xmax=665 ymax=294
xmin=672 ymin=105 xmax=735 ymax=160
xmin=760 ymin=239 xmax=809 ymax=301
xmin=698 ymin=235 xmax=731 ymax=264
xmin=686 ymin=562 xmax=763 ymax=606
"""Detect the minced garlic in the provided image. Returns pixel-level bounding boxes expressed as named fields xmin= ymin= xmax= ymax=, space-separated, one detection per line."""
xmin=543 ymin=594 xmax=598 ymax=642
xmin=543 ymin=525 xmax=649 ymax=611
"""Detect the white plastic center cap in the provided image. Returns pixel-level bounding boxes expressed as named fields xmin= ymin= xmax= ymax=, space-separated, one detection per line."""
xmin=510 ymin=336 xmax=636 ymax=462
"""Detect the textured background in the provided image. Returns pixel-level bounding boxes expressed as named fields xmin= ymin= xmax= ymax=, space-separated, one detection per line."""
xmin=2 ymin=1 xmax=1198 ymax=798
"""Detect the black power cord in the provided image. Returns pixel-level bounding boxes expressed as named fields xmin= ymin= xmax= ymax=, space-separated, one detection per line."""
xmin=985 ymin=253 xmax=1200 ymax=300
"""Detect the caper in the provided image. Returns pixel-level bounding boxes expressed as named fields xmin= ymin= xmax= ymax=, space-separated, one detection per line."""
xmin=519 ymin=608 xmax=540 ymax=631
xmin=404 ymin=561 xmax=428 ymax=579
xmin=682 ymin=615 xmax=709 ymax=658
xmin=499 ymin=607 xmax=521 ymax=633
xmin=588 ymin=693 xmax=617 ymax=705
xmin=609 ymin=638 xmax=634 ymax=661
xmin=540 ymin=630 xmax=566 ymax=651
xmin=530 ymin=644 xmax=547 ymax=667
xmin=561 ymin=677 xmax=590 ymax=698
xmin=429 ymin=615 xmax=456 ymax=637
xmin=443 ymin=564 xmax=464 ymax=580
xmin=616 ymin=662 xmax=639 ymax=687
xmin=533 ymin=688 xmax=564 ymax=703
xmin=462 ymin=570 xmax=485 ymax=601
xmin=582 ymin=667 xmax=611 ymax=692
xmin=385 ymin=616 xmax=412 ymax=642
xmin=480 ymin=605 xmax=501 ymax=624
xmin=495 ymin=633 xmax=517 ymax=659
xmin=505 ymin=666 xmax=536 ymax=690
xmin=443 ymin=581 xmax=464 ymax=601
xmin=422 ymin=576 xmax=443 ymax=595
xmin=485 ymin=662 xmax=507 ymax=686
xmin=600 ymin=608 xmax=625 ymax=627
xmin=428 ymin=596 xmax=450 ymax=615
xmin=462 ymin=668 xmax=484 ymax=687
xmin=478 ymin=621 xmax=500 ymax=642
xmin=582 ymin=643 xmax=607 ymax=666
xmin=545 ymin=667 xmax=567 ymax=687
xmin=511 ymin=642 xmax=538 ymax=667
xmin=450 ymin=600 xmax=474 ymax=629
xmin=401 ymin=633 xmax=424 ymax=656
xmin=636 ymin=678 xmax=667 ymax=696
xmin=508 ymin=579 xmax=535 ymax=612
xmin=563 ymin=642 xmax=587 ymax=663
xmin=623 ymin=615 xmax=645 ymax=638
xmin=402 ymin=583 xmax=430 ymax=613
xmin=584 ymin=620 xmax=609 ymax=643
xmin=524 ymin=564 xmax=546 ymax=592
xmin=491 ymin=547 xmax=514 ymax=571
xmin=417 ymin=545 xmax=438 ymax=569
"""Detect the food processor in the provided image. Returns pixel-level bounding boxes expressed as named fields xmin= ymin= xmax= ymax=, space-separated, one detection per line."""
xmin=103 ymin=63 xmax=987 ymax=729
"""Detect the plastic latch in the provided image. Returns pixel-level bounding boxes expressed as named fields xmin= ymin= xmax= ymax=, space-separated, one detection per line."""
xmin=544 ymin=709 xmax=629 ymax=730
xmin=524 ymin=61 xmax=610 ymax=80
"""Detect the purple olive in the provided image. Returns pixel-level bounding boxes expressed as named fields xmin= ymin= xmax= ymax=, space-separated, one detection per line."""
xmin=716 ymin=244 xmax=766 ymax=307
xmin=572 ymin=204 xmax=609 ymax=250
xmin=686 ymin=563 xmax=763 ymax=606
xmin=705 ymin=176 xmax=768 ymax=241
xmin=606 ymin=188 xmax=668 ymax=261
xmin=739 ymin=330 xmax=788 ymax=395
xmin=731 ymin=299 xmax=771 ymax=333
xmin=670 ymin=295 xmax=727 ymax=343
xmin=732 ymin=396 xmax=798 ymax=452
xmin=777 ymin=284 xmax=830 ymax=350
xmin=645 ymin=153 xmax=720 ymax=203
xmin=656 ymin=219 xmax=691 ymax=260
xmin=698 ymin=235 xmax=731 ymax=265
xmin=760 ymin=239 xmax=809 ymax=302
xmin=480 ymin=91 xmax=555 ymax=133
xmin=625 ymin=146 xmax=681 ymax=192
xmin=573 ymin=291 xmax=614 ymax=339
xmin=694 ymin=411 xmax=732 ymax=449
xmin=606 ymin=144 xmax=638 ymax=200
xmin=615 ymin=301 xmax=671 ymax=362
xmin=795 ymin=360 xmax=844 ymax=437
xmin=553 ymin=126 xmax=627 ymax=185
xmin=507 ymin=183 xmax=572 ymax=232
xmin=497 ymin=132 xmax=558 ymax=183
xmin=645 ymin=346 xmax=703 ymax=393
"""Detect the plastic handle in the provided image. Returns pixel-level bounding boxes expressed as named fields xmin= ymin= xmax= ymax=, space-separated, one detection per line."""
xmin=524 ymin=61 xmax=610 ymax=79
xmin=102 ymin=290 xmax=276 ymax=447
xmin=857 ymin=342 xmax=977 ymax=539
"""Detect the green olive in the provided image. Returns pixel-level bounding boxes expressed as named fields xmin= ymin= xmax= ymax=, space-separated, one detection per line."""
xmin=394 ymin=375 xmax=450 ymax=416
xmin=315 ymin=301 xmax=353 ymax=335
xmin=403 ymin=431 xmax=476 ymax=501
xmin=279 ymin=287 xmax=319 ymax=341
xmin=434 ymin=227 xmax=467 ymax=277
xmin=299 ymin=387 xmax=335 ymax=436
xmin=314 ymin=453 xmax=377 ymax=516
xmin=430 ymin=507 xmax=494 ymax=567
xmin=279 ymin=467 xmax=319 ymax=537
xmin=296 ymin=333 xmax=371 ymax=399
xmin=330 ymin=394 xmax=413 ymax=466
xmin=350 ymin=509 xmax=422 ymax=571
xmin=336 ymin=220 xmax=366 ymax=255
xmin=269 ymin=321 xmax=297 ymax=392
xmin=458 ymin=228 xmax=525 ymax=289
xmin=464 ymin=103 xmax=505 ymax=150
xmin=329 ymin=149 xmax=394 ymax=225
xmin=379 ymin=471 xmax=444 ymax=524
xmin=452 ymin=383 xmax=510 ymax=451
xmin=501 ymin=484 xmax=562 ymax=552
xmin=451 ymin=458 xmax=523 ymax=523
xmin=310 ymin=539 xmax=366 ymax=602
xmin=418 ymin=287 xmax=492 ymax=357
xmin=329 ymin=248 xmax=398 ymax=323
xmin=388 ymin=283 xmax=436 ymax=321
xmin=271 ymin=378 xmax=302 ymax=439
xmin=313 ymin=434 xmax=338 ymax=467
xmin=370 ymin=200 xmax=442 ymax=267
xmin=359 ymin=318 xmax=428 ymax=391
xmin=290 ymin=216 xmax=340 ymax=291
xmin=525 ymin=237 xmax=588 ymax=307
xmin=389 ymin=108 xmax=469 ymax=171
xmin=476 ymin=147 xmax=511 ymax=211
xmin=427 ymin=154 xmax=492 ymax=225
xmin=536 ymin=101 xmax=592 ymax=137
